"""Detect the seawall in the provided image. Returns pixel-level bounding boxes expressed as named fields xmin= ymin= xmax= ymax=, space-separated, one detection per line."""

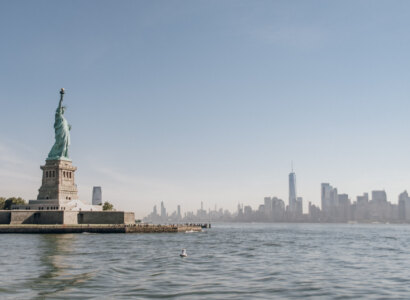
xmin=0 ymin=224 xmax=204 ymax=234
xmin=0 ymin=210 xmax=135 ymax=225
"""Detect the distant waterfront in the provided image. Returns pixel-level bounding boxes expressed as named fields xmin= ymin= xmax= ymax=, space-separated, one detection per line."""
xmin=2 ymin=223 xmax=410 ymax=299
xmin=144 ymin=191 xmax=410 ymax=224
xmin=144 ymin=172 xmax=410 ymax=224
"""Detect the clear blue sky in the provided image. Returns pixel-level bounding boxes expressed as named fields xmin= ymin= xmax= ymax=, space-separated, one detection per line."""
xmin=1 ymin=0 xmax=410 ymax=217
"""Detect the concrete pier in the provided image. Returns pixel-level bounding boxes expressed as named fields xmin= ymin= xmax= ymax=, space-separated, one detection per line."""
xmin=0 ymin=224 xmax=205 ymax=234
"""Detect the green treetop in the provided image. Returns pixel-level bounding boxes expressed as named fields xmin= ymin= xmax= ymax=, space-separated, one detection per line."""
xmin=0 ymin=197 xmax=26 ymax=210
xmin=102 ymin=202 xmax=114 ymax=211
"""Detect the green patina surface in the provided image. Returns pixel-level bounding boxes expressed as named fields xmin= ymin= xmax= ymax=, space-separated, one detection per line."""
xmin=47 ymin=88 xmax=71 ymax=161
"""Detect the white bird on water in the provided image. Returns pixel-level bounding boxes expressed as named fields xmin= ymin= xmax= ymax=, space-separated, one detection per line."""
xmin=180 ymin=249 xmax=187 ymax=257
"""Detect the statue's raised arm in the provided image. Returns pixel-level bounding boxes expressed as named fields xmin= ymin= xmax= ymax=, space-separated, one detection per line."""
xmin=58 ymin=88 xmax=65 ymax=111
xmin=47 ymin=88 xmax=71 ymax=161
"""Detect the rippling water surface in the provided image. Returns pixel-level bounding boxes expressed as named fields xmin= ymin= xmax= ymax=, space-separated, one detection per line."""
xmin=2 ymin=223 xmax=410 ymax=299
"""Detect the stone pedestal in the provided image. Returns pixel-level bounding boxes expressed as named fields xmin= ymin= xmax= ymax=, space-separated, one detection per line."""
xmin=37 ymin=159 xmax=78 ymax=201
xmin=13 ymin=159 xmax=102 ymax=211
xmin=12 ymin=159 xmax=102 ymax=211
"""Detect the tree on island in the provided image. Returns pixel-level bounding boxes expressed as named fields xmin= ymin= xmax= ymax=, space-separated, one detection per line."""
xmin=0 ymin=197 xmax=27 ymax=210
xmin=102 ymin=201 xmax=114 ymax=211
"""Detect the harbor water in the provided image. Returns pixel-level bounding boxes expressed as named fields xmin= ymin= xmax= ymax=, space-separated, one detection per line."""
xmin=1 ymin=223 xmax=410 ymax=299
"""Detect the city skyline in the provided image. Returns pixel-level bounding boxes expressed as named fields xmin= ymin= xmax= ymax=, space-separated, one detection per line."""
xmin=2 ymin=1 xmax=410 ymax=218
xmin=144 ymin=171 xmax=410 ymax=224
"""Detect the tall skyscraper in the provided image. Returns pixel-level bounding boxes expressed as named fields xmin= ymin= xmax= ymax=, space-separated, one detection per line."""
xmin=398 ymin=191 xmax=410 ymax=221
xmin=92 ymin=186 xmax=102 ymax=205
xmin=372 ymin=190 xmax=387 ymax=203
xmin=321 ymin=183 xmax=338 ymax=212
xmin=160 ymin=201 xmax=167 ymax=219
xmin=177 ymin=205 xmax=181 ymax=219
xmin=264 ymin=197 xmax=272 ymax=215
xmin=296 ymin=197 xmax=303 ymax=215
xmin=289 ymin=170 xmax=297 ymax=212
xmin=357 ymin=193 xmax=369 ymax=205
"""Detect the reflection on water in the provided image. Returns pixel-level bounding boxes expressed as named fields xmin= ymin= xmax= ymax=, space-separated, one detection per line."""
xmin=2 ymin=224 xmax=410 ymax=299
xmin=31 ymin=234 xmax=95 ymax=298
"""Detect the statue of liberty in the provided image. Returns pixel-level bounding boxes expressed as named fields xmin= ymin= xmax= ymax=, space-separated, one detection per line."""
xmin=47 ymin=88 xmax=71 ymax=160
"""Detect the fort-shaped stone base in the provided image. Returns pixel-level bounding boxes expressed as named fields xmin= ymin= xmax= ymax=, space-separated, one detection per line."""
xmin=0 ymin=224 xmax=204 ymax=234
xmin=0 ymin=210 xmax=135 ymax=225
xmin=12 ymin=198 xmax=103 ymax=211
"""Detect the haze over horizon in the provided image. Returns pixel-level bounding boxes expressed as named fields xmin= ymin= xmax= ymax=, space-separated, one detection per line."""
xmin=1 ymin=1 xmax=410 ymax=218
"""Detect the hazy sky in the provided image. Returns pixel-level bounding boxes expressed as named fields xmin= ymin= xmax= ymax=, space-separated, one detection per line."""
xmin=1 ymin=1 xmax=410 ymax=218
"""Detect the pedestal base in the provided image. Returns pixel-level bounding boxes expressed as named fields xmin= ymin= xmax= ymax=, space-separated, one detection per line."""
xmin=12 ymin=199 xmax=102 ymax=212
xmin=0 ymin=210 xmax=135 ymax=225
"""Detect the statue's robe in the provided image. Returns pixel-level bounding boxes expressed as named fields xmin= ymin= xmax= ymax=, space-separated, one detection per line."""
xmin=47 ymin=107 xmax=70 ymax=160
